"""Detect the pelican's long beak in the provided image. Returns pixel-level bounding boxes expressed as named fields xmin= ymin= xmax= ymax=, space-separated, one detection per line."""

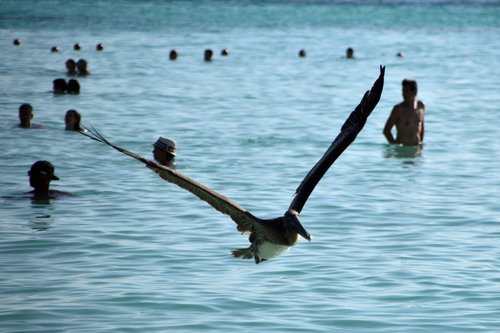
xmin=285 ymin=210 xmax=312 ymax=241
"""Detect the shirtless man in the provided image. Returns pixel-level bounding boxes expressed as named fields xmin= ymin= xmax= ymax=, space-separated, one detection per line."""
xmin=383 ymin=79 xmax=425 ymax=146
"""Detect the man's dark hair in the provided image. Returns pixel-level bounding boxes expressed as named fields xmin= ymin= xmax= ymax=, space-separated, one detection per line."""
xmin=402 ymin=79 xmax=418 ymax=93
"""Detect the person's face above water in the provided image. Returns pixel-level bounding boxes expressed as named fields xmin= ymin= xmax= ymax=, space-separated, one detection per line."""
xmin=29 ymin=170 xmax=51 ymax=190
xmin=66 ymin=60 xmax=76 ymax=70
xmin=402 ymin=85 xmax=417 ymax=102
xmin=65 ymin=111 xmax=77 ymax=129
xmin=153 ymin=146 xmax=174 ymax=165
xmin=19 ymin=107 xmax=33 ymax=127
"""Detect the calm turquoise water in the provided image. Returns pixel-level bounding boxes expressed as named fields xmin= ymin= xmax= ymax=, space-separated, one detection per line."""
xmin=1 ymin=1 xmax=500 ymax=332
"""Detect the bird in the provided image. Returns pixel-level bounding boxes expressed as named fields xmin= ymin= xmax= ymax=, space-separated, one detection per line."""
xmin=80 ymin=65 xmax=385 ymax=263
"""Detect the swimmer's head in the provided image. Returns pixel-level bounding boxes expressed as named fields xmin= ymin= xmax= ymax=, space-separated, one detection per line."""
xmin=402 ymin=79 xmax=417 ymax=93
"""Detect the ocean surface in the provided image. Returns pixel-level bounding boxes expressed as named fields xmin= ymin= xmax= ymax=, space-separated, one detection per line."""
xmin=1 ymin=1 xmax=500 ymax=332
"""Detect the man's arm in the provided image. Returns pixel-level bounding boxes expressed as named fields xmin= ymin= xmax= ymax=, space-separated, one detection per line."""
xmin=383 ymin=106 xmax=399 ymax=144
xmin=419 ymin=102 xmax=425 ymax=143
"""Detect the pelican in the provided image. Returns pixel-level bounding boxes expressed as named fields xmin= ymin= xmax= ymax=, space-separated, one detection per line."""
xmin=80 ymin=66 xmax=385 ymax=263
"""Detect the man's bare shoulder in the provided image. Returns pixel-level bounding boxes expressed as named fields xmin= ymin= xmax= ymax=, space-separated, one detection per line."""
xmin=417 ymin=100 xmax=425 ymax=109
xmin=392 ymin=103 xmax=405 ymax=113
xmin=395 ymin=101 xmax=408 ymax=109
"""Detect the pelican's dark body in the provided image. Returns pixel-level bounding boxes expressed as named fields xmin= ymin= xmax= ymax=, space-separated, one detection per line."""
xmin=80 ymin=66 xmax=385 ymax=263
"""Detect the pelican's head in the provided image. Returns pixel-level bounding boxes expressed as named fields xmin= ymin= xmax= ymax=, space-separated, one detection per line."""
xmin=284 ymin=210 xmax=312 ymax=241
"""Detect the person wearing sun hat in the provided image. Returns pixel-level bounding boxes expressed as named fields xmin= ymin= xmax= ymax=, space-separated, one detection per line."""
xmin=26 ymin=160 xmax=70 ymax=198
xmin=152 ymin=137 xmax=177 ymax=167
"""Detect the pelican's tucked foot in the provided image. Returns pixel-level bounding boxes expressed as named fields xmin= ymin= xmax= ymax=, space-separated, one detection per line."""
xmin=231 ymin=248 xmax=254 ymax=260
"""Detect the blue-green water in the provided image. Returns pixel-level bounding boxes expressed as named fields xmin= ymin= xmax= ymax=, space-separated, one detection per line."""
xmin=1 ymin=1 xmax=500 ymax=332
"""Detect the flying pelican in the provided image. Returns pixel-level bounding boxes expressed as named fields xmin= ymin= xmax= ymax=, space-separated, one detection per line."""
xmin=80 ymin=66 xmax=385 ymax=263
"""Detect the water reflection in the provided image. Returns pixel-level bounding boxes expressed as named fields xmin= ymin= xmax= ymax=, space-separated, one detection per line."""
xmin=30 ymin=213 xmax=53 ymax=231
xmin=30 ymin=197 xmax=54 ymax=231
xmin=383 ymin=144 xmax=423 ymax=167
xmin=2 ymin=194 xmax=55 ymax=231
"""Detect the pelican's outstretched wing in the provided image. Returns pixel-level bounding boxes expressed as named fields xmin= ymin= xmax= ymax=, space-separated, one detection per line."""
xmin=80 ymin=126 xmax=257 ymax=233
xmin=289 ymin=65 xmax=385 ymax=214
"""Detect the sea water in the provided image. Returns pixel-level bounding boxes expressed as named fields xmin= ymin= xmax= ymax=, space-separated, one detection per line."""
xmin=1 ymin=1 xmax=500 ymax=332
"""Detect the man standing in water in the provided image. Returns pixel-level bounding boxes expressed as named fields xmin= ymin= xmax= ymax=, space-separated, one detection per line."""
xmin=383 ymin=79 xmax=425 ymax=146
xmin=26 ymin=160 xmax=70 ymax=199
